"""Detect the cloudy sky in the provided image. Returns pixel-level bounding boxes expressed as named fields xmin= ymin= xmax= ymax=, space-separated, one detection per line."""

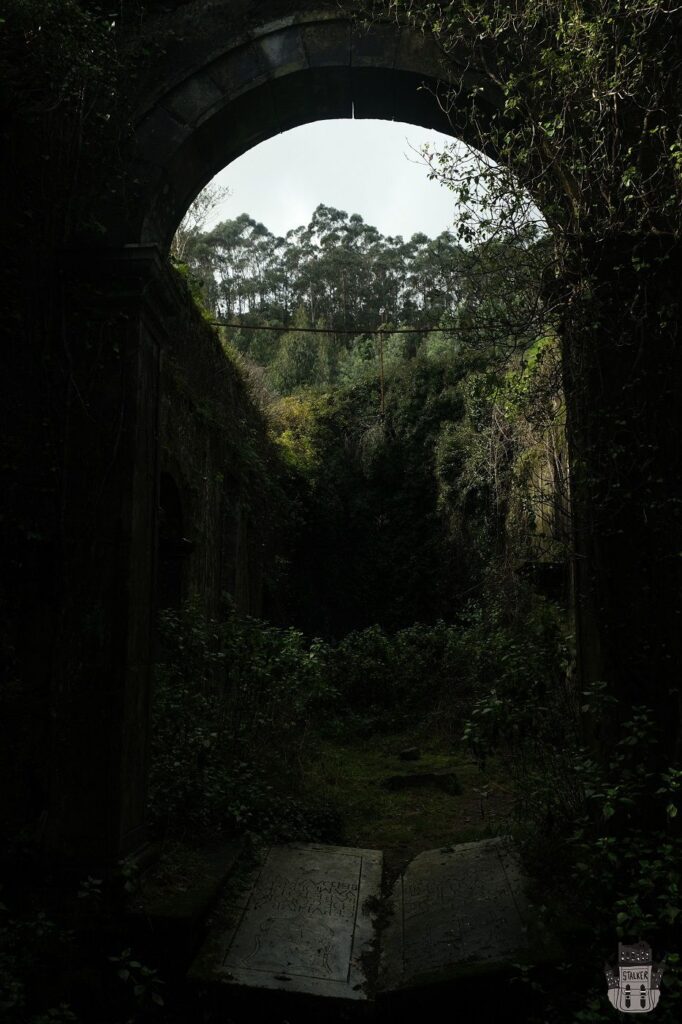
xmin=204 ymin=119 xmax=465 ymax=240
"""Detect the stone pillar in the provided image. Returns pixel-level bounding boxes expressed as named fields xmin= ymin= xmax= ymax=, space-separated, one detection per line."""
xmin=561 ymin=235 xmax=682 ymax=765
xmin=46 ymin=246 xmax=176 ymax=873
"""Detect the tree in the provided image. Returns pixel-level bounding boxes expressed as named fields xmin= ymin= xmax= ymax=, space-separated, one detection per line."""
xmin=268 ymin=307 xmax=325 ymax=394
xmin=170 ymin=180 xmax=231 ymax=261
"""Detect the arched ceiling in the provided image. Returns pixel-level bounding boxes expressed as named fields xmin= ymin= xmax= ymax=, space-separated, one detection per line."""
xmin=118 ymin=3 xmax=502 ymax=248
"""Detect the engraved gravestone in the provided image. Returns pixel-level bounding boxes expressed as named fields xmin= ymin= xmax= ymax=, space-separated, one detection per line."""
xmin=189 ymin=843 xmax=383 ymax=1001
xmin=379 ymin=837 xmax=531 ymax=991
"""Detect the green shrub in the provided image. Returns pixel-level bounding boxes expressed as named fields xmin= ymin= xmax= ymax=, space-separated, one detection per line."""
xmin=458 ymin=622 xmax=682 ymax=1023
xmin=321 ymin=589 xmax=568 ymax=738
xmin=148 ymin=602 xmax=334 ymax=840
xmin=459 ymin=594 xmax=573 ymax=757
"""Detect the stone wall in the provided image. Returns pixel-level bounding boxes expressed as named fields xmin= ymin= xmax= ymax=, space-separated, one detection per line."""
xmin=0 ymin=248 xmax=284 ymax=868
xmin=157 ymin=274 xmax=276 ymax=620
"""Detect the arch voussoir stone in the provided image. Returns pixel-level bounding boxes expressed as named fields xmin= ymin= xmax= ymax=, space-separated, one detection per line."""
xmin=301 ymin=19 xmax=352 ymax=66
xmin=206 ymin=42 xmax=270 ymax=104
xmin=162 ymin=69 xmax=227 ymax=129
xmin=351 ymin=20 xmax=400 ymax=67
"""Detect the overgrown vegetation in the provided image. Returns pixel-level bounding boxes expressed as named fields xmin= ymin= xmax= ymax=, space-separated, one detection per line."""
xmin=178 ymin=208 xmax=567 ymax=636
xmin=166 ymin=199 xmax=576 ymax=888
xmin=147 ymin=586 xmax=569 ymax=851
xmin=168 ymin=0 xmax=682 ymax=995
xmin=5 ymin=0 xmax=682 ymax=1019
xmin=149 ymin=603 xmax=336 ymax=842
xmin=357 ymin=3 xmax=682 ymax=1019
xmin=179 ymin=203 xmax=550 ymax=394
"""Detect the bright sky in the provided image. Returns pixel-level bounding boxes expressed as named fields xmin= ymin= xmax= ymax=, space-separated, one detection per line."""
xmin=204 ymin=119 xmax=465 ymax=240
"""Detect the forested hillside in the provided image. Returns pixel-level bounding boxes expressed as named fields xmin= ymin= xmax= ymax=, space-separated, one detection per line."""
xmin=179 ymin=205 xmax=568 ymax=635
xmin=182 ymin=204 xmax=548 ymax=390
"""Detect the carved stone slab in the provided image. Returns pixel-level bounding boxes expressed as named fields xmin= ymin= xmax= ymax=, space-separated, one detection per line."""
xmin=190 ymin=843 xmax=383 ymax=1001
xmin=379 ymin=837 xmax=530 ymax=991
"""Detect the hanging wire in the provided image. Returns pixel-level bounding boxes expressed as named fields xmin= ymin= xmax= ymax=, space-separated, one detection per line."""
xmin=210 ymin=319 xmax=454 ymax=419
xmin=209 ymin=321 xmax=453 ymax=335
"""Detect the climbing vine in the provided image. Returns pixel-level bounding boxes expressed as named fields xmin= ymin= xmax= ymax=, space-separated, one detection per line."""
xmin=375 ymin=0 xmax=682 ymax=241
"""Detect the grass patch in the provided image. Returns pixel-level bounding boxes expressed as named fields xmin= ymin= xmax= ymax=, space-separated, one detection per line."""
xmin=300 ymin=732 xmax=514 ymax=876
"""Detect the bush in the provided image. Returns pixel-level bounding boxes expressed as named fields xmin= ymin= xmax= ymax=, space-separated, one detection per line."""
xmin=148 ymin=591 xmax=571 ymax=841
xmin=148 ymin=602 xmax=333 ymax=840
xmin=458 ymin=593 xmax=573 ymax=755
xmin=456 ymin=611 xmax=682 ymax=1023
xmin=323 ymin=621 xmax=459 ymax=733
xmin=321 ymin=589 xmax=569 ymax=739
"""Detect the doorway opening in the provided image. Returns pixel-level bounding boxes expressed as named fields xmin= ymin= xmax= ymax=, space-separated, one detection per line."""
xmin=149 ymin=116 xmax=569 ymax=881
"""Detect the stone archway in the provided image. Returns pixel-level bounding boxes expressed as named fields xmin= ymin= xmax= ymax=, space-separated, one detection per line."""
xmin=55 ymin=4 xmax=506 ymax=870
xmin=25 ymin=0 xmax=679 ymax=880
xmin=52 ymin=2 xmax=682 ymax=873
xmin=113 ymin=7 xmax=501 ymax=250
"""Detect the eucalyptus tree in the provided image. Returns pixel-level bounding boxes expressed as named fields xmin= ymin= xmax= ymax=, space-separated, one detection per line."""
xmin=182 ymin=199 xmax=553 ymax=395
